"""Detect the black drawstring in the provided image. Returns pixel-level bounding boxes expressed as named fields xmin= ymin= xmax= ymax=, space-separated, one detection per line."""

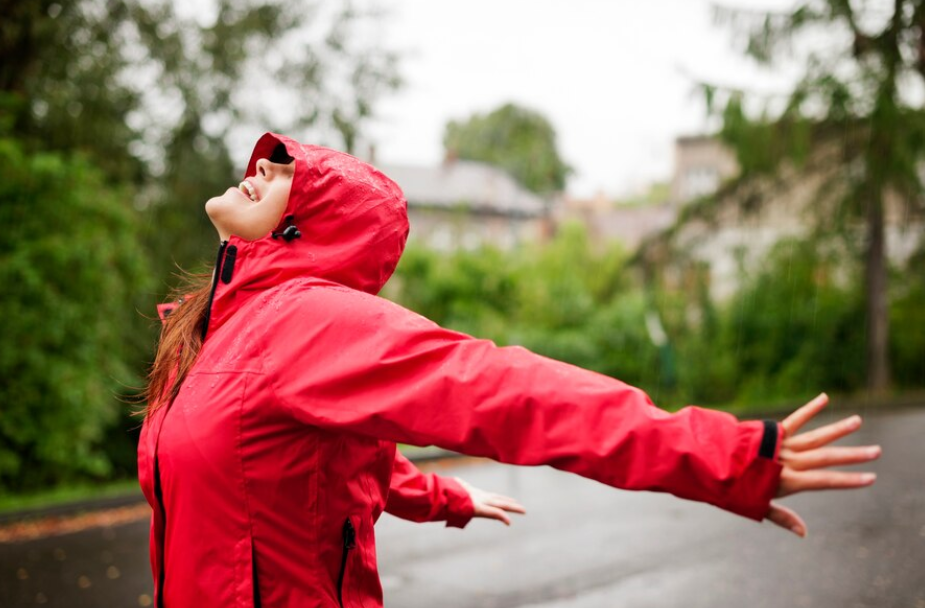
xmin=201 ymin=241 xmax=227 ymax=342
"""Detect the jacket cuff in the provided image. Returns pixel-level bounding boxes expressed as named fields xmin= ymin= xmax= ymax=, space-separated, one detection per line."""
xmin=440 ymin=477 xmax=475 ymax=528
xmin=718 ymin=420 xmax=783 ymax=521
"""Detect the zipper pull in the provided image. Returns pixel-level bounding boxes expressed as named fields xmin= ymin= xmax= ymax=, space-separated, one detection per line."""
xmin=220 ymin=245 xmax=238 ymax=284
xmin=342 ymin=519 xmax=356 ymax=550
xmin=201 ymin=240 xmax=228 ymax=342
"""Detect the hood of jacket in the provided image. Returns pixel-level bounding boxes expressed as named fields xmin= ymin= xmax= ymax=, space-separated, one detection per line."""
xmin=204 ymin=132 xmax=409 ymax=337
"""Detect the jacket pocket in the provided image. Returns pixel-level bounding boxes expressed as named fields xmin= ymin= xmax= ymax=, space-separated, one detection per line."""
xmin=337 ymin=517 xmax=357 ymax=608
xmin=252 ymin=544 xmax=262 ymax=608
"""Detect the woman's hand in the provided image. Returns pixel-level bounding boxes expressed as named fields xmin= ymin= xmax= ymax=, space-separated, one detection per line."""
xmin=766 ymin=393 xmax=881 ymax=537
xmin=455 ymin=478 xmax=527 ymax=526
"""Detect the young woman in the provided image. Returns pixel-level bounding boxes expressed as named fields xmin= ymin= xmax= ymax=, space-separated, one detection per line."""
xmin=139 ymin=133 xmax=880 ymax=608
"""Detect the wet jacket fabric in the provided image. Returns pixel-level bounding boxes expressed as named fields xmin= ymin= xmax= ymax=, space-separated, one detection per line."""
xmin=138 ymin=133 xmax=783 ymax=608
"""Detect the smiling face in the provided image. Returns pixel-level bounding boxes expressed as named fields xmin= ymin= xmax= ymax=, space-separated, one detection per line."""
xmin=205 ymin=157 xmax=296 ymax=241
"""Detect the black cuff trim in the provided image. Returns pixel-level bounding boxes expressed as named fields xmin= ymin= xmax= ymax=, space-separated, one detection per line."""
xmin=758 ymin=420 xmax=778 ymax=460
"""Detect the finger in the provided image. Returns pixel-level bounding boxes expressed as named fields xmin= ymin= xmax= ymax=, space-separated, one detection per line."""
xmin=486 ymin=496 xmax=527 ymax=514
xmin=478 ymin=505 xmax=512 ymax=526
xmin=785 ymin=415 xmax=862 ymax=452
xmin=780 ymin=445 xmax=882 ymax=471
xmin=782 ymin=393 xmax=829 ymax=436
xmin=777 ymin=469 xmax=877 ymax=497
xmin=766 ymin=502 xmax=807 ymax=537
xmin=484 ymin=492 xmax=521 ymax=505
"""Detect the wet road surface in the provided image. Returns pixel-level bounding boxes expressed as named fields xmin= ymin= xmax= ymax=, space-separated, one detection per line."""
xmin=2 ymin=407 xmax=923 ymax=607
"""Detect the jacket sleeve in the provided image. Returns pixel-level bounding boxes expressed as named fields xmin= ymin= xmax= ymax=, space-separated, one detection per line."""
xmin=264 ymin=283 xmax=782 ymax=521
xmin=386 ymin=451 xmax=475 ymax=528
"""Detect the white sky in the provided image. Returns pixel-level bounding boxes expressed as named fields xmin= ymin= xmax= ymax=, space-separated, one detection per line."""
xmin=367 ymin=0 xmax=798 ymax=198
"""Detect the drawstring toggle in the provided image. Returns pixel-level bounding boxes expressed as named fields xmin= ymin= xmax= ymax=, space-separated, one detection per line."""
xmin=272 ymin=215 xmax=302 ymax=242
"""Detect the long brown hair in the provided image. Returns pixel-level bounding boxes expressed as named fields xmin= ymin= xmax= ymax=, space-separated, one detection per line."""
xmin=143 ymin=273 xmax=213 ymax=416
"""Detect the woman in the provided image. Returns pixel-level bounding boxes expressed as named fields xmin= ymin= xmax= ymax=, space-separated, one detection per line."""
xmin=140 ymin=133 xmax=880 ymax=608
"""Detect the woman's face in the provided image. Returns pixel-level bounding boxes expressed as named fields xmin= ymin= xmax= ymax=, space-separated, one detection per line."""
xmin=205 ymin=157 xmax=296 ymax=241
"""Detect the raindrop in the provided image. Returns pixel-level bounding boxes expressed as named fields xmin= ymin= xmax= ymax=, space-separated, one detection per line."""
xmin=35 ymin=593 xmax=48 ymax=605
xmin=139 ymin=594 xmax=153 ymax=606
xmin=100 ymin=550 xmax=113 ymax=564
xmin=16 ymin=567 xmax=28 ymax=580
xmin=52 ymin=548 xmax=66 ymax=561
xmin=106 ymin=565 xmax=121 ymax=579
xmin=77 ymin=575 xmax=91 ymax=589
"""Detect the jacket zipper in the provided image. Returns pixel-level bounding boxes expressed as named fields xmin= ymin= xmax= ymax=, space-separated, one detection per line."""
xmin=337 ymin=518 xmax=356 ymax=608
xmin=200 ymin=240 xmax=228 ymax=342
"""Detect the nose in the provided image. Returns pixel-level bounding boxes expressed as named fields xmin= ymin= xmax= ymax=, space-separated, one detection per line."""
xmin=255 ymin=158 xmax=275 ymax=179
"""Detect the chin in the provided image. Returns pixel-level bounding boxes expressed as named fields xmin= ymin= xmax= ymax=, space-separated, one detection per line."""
xmin=204 ymin=195 xmax=223 ymax=219
xmin=204 ymin=191 xmax=238 ymax=240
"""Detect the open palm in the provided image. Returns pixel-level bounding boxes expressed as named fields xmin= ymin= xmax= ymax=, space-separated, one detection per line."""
xmin=767 ymin=393 xmax=881 ymax=537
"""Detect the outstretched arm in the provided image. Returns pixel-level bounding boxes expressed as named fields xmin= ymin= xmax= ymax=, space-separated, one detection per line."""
xmin=266 ymin=284 xmax=835 ymax=523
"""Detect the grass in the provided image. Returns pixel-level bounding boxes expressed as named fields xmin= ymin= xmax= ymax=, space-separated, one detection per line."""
xmin=0 ymin=478 xmax=141 ymax=517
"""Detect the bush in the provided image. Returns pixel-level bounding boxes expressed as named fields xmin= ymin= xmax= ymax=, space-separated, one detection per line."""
xmin=0 ymin=138 xmax=153 ymax=491
xmin=891 ymin=250 xmax=925 ymax=388
xmin=678 ymin=239 xmax=866 ymax=406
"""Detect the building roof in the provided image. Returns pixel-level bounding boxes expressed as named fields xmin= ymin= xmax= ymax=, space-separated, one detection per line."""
xmin=378 ymin=160 xmax=548 ymax=217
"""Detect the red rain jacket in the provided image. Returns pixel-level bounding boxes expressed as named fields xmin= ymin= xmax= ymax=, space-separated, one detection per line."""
xmin=138 ymin=133 xmax=782 ymax=608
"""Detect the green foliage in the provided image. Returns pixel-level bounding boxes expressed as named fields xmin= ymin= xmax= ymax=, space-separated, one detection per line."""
xmin=890 ymin=250 xmax=925 ymax=388
xmin=393 ymin=231 xmax=920 ymax=410
xmin=718 ymin=94 xmax=812 ymax=176
xmin=443 ymin=102 xmax=572 ymax=195
xmin=0 ymin=137 xmax=153 ymax=491
xmin=715 ymin=240 xmax=865 ymax=402
xmin=2 ymin=0 xmax=403 ymax=281
xmin=707 ymin=0 xmax=925 ymax=391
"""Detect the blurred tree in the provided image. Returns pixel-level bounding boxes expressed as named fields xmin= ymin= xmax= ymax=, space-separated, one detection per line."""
xmin=0 ymin=0 xmax=402 ymax=278
xmin=0 ymin=137 xmax=153 ymax=491
xmin=443 ymin=102 xmax=572 ymax=195
xmin=708 ymin=0 xmax=925 ymax=393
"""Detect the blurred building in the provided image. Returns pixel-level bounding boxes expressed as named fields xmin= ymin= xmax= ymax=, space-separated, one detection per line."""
xmin=560 ymin=135 xmax=740 ymax=252
xmin=639 ymin=145 xmax=924 ymax=300
xmin=671 ymin=135 xmax=739 ymax=205
xmin=557 ymin=191 xmax=676 ymax=251
xmin=378 ymin=157 xmax=550 ymax=251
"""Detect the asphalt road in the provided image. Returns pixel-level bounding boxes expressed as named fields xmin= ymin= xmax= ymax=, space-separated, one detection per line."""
xmin=2 ymin=406 xmax=923 ymax=607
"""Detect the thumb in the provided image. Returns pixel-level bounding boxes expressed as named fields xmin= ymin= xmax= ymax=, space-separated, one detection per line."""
xmin=766 ymin=502 xmax=807 ymax=538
